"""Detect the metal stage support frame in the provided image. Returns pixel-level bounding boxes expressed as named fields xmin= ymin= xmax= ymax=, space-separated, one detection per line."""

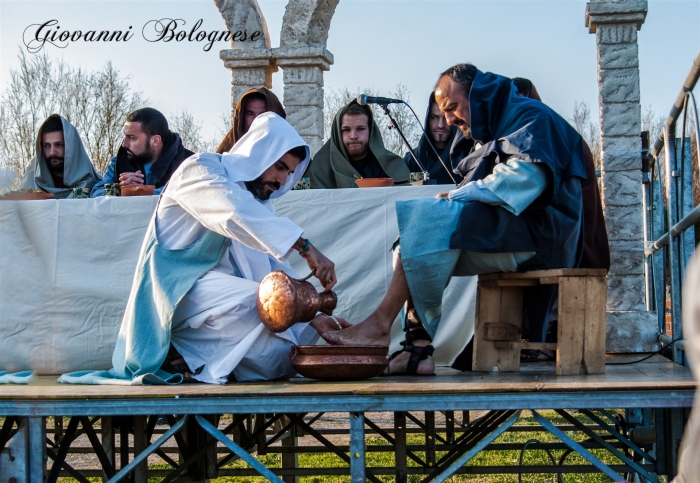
xmin=0 ymin=387 xmax=693 ymax=482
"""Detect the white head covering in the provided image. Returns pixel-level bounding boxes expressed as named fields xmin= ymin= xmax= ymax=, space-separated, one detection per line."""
xmin=220 ymin=112 xmax=309 ymax=199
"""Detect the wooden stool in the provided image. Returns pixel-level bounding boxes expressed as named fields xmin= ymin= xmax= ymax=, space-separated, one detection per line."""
xmin=472 ymin=269 xmax=608 ymax=376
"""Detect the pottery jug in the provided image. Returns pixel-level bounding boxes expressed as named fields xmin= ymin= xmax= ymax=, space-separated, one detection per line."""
xmin=257 ymin=270 xmax=337 ymax=332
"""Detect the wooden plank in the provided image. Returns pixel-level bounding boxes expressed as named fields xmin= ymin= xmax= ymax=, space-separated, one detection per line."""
xmin=472 ymin=285 xmax=503 ymax=372
xmin=1 ymin=363 xmax=695 ymax=398
xmin=479 ymin=268 xmax=607 ymax=281
xmin=582 ymin=276 xmax=607 ymax=374
xmin=484 ymin=322 xmax=521 ymax=341
xmin=479 ymin=279 xmax=541 ymax=287
xmin=494 ymin=341 xmax=558 ymax=351
xmin=496 ymin=287 xmax=524 ymax=371
xmin=557 ymin=277 xmax=587 ymax=376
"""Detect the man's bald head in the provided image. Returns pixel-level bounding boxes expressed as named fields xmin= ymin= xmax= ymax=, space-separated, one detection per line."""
xmin=434 ymin=63 xmax=477 ymax=138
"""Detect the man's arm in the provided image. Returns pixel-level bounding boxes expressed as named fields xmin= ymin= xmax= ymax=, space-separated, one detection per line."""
xmin=167 ymin=154 xmax=303 ymax=260
xmin=439 ymin=159 xmax=549 ymax=216
xmin=291 ymin=237 xmax=337 ymax=291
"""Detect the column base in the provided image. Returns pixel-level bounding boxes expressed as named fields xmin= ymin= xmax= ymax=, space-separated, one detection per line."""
xmin=606 ymin=310 xmax=660 ymax=352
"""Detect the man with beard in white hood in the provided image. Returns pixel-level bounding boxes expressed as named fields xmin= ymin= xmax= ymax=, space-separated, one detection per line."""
xmin=59 ymin=112 xmax=346 ymax=386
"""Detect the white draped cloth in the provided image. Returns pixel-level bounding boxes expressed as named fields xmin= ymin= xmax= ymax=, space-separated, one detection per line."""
xmin=156 ymin=112 xmax=318 ymax=383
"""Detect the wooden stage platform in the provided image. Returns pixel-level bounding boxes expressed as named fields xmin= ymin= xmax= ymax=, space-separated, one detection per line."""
xmin=1 ymin=356 xmax=695 ymax=414
xmin=1 ymin=356 xmax=696 ymax=482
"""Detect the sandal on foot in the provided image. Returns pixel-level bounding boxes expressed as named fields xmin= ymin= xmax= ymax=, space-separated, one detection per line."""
xmin=387 ymin=328 xmax=435 ymax=376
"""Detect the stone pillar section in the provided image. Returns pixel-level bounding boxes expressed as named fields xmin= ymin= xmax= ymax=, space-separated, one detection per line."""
xmin=220 ymin=49 xmax=278 ymax=110
xmin=215 ymin=0 xmax=278 ymax=121
xmin=275 ymin=0 xmax=340 ymax=155
xmin=586 ymin=0 xmax=658 ymax=351
xmin=274 ymin=47 xmax=333 ymax=154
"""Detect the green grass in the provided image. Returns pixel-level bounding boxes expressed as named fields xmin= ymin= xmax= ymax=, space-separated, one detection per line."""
xmin=44 ymin=411 xmax=666 ymax=482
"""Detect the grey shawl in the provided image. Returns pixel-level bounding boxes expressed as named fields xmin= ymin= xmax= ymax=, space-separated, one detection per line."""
xmin=20 ymin=114 xmax=101 ymax=199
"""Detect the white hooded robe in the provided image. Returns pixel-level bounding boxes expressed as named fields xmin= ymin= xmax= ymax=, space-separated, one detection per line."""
xmin=155 ymin=112 xmax=317 ymax=383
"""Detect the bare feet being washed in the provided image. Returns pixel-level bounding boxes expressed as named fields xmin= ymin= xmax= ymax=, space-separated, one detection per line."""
xmin=320 ymin=313 xmax=391 ymax=347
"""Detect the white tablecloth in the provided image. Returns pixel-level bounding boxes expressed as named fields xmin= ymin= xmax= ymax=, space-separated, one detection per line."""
xmin=0 ymin=186 xmax=476 ymax=375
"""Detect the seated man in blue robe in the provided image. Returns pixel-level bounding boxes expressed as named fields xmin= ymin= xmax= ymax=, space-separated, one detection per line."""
xmin=324 ymin=64 xmax=587 ymax=375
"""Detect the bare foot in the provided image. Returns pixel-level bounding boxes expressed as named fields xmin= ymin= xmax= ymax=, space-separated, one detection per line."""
xmin=320 ymin=313 xmax=391 ymax=347
xmin=387 ymin=339 xmax=435 ymax=375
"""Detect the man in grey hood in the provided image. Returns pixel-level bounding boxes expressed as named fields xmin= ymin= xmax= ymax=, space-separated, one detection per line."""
xmin=20 ymin=114 xmax=101 ymax=198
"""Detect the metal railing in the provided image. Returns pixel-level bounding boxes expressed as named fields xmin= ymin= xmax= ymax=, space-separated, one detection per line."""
xmin=643 ymin=49 xmax=700 ymax=365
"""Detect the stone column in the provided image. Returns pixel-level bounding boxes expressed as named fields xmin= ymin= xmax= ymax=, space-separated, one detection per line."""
xmin=219 ymin=49 xmax=278 ymax=121
xmin=273 ymin=46 xmax=334 ymax=155
xmin=586 ymin=0 xmax=658 ymax=351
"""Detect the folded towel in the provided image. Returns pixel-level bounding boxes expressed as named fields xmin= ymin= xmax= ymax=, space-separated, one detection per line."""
xmin=0 ymin=370 xmax=33 ymax=384
xmin=58 ymin=370 xmax=182 ymax=386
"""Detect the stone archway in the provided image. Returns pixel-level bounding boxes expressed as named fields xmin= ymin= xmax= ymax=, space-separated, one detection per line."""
xmin=215 ymin=0 xmax=339 ymax=154
xmin=215 ymin=0 xmax=277 ymax=119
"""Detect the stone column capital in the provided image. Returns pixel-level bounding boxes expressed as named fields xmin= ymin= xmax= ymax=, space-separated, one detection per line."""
xmin=271 ymin=46 xmax=334 ymax=71
xmin=585 ymin=1 xmax=648 ymax=33
xmin=219 ymin=48 xmax=278 ymax=72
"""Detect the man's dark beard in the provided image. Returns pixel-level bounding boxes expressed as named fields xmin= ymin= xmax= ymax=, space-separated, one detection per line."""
xmin=245 ymin=176 xmax=281 ymax=201
xmin=47 ymin=156 xmax=64 ymax=176
xmin=457 ymin=124 xmax=472 ymax=139
xmin=126 ymin=139 xmax=155 ymax=164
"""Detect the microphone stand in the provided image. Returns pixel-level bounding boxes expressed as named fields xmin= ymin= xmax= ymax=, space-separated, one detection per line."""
xmin=376 ymin=103 xmax=430 ymax=183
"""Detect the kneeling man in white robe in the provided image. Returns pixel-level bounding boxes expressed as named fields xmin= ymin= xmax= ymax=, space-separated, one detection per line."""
xmin=141 ymin=112 xmax=345 ymax=384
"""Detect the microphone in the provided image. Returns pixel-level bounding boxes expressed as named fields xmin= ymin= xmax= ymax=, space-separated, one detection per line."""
xmin=357 ymin=94 xmax=404 ymax=106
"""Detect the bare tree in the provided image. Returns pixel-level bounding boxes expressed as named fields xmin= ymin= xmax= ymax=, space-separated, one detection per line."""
xmin=571 ymin=100 xmax=602 ymax=171
xmin=170 ymin=108 xmax=229 ymax=154
xmin=642 ymin=104 xmax=667 ymax=145
xmin=323 ymin=84 xmax=421 ymax=156
xmin=0 ymin=50 xmax=145 ymax=184
xmin=170 ymin=108 xmax=206 ymax=153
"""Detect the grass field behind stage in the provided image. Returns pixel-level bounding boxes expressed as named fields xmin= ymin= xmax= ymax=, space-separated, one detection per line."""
xmin=47 ymin=410 xmax=663 ymax=483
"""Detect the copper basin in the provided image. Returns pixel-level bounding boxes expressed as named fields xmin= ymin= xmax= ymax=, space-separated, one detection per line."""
xmin=121 ymin=185 xmax=155 ymax=197
xmin=355 ymin=178 xmax=395 ymax=188
xmin=289 ymin=345 xmax=388 ymax=380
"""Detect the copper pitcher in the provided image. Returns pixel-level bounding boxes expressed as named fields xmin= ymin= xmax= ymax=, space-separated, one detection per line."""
xmin=257 ymin=270 xmax=337 ymax=332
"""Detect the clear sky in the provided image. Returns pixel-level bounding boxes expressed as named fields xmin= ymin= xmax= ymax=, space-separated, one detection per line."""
xmin=1 ymin=0 xmax=699 ymax=142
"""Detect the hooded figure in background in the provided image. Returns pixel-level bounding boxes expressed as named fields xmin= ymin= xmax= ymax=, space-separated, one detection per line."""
xmin=310 ymin=100 xmax=410 ymax=188
xmin=403 ymin=92 xmax=462 ymax=185
xmin=216 ymin=87 xmax=286 ymax=154
xmin=60 ymin=113 xmax=344 ymax=385
xmin=20 ymin=114 xmax=101 ymax=198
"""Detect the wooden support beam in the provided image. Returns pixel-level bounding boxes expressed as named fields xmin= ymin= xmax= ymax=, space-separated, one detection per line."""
xmin=394 ymin=412 xmax=407 ymax=483
xmin=133 ymin=416 xmax=147 ymax=483
xmin=557 ymin=277 xmax=587 ymax=376
xmin=101 ymin=417 xmax=114 ymax=483
xmin=425 ymin=411 xmax=436 ymax=467
xmin=282 ymin=416 xmax=298 ymax=483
